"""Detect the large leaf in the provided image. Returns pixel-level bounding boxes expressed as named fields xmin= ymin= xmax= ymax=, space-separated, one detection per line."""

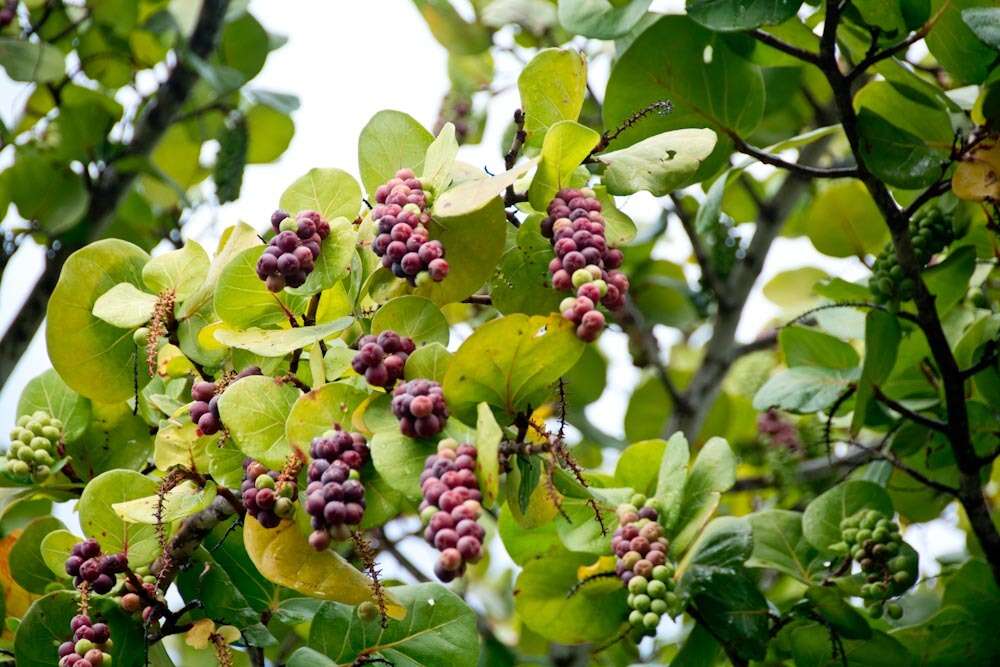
xmin=279 ymin=168 xmax=362 ymax=221
xmin=803 ymin=180 xmax=889 ymax=257
xmin=745 ymin=509 xmax=825 ymax=584
xmin=286 ymin=216 xmax=358 ymax=296
xmin=753 ymin=366 xmax=859 ymax=413
xmin=677 ymin=516 xmax=752 ymax=587
xmin=218 ymin=375 xmax=301 ymax=469
xmin=285 ymin=382 xmax=369 ymax=456
xmin=178 ymin=222 xmax=262 ymax=319
xmin=370 ymin=419 xmax=475 ymax=501
xmin=443 ymin=314 xmax=585 ymax=423
xmin=779 ymin=326 xmax=860 ymax=369
xmin=802 ymin=480 xmax=893 ymax=555
xmin=78 ymin=470 xmax=160 ymax=566
xmin=214 ymin=246 xmax=304 ymax=329
xmin=596 ymin=128 xmax=717 ymax=196
xmin=421 ymin=123 xmax=460 ymax=193
xmin=656 ymin=432 xmax=691 ymax=532
xmin=16 ymin=369 xmax=91 ymax=443
xmin=851 ymin=309 xmax=901 ymax=434
xmin=925 ymin=0 xmax=997 ymax=85
xmin=307 ymin=583 xmax=478 ymax=666
xmin=491 ymin=215 xmax=564 ymax=316
xmin=432 ymin=159 xmax=537 ymax=218
xmin=518 ymin=48 xmax=588 ymax=147
xmin=403 ymin=343 xmax=452 ymax=383
xmin=92 ymin=282 xmax=158 ymax=328
xmin=358 ymin=110 xmax=434 ymax=196
xmin=671 ymin=437 xmax=736 ymax=554
xmin=528 ymin=120 xmax=601 ymax=210
xmin=371 ymin=295 xmax=450 ymax=346
xmin=6 ymin=152 xmax=88 ymax=235
xmin=890 ymin=606 xmax=992 ymax=665
xmin=213 ymin=317 xmax=354 ymax=357
xmin=243 ymin=516 xmax=404 ymax=616
xmin=557 ymin=0 xmax=652 ymax=39
xmin=112 ymin=480 xmax=216 ymax=524
xmin=142 ymin=240 xmax=210 ymax=303
xmin=9 ymin=517 xmax=64 ymax=594
xmin=13 ymin=592 xmax=79 ymax=667
xmin=687 ymin=0 xmax=802 ymax=31
xmin=614 ymin=438 xmax=669 ymax=496
xmin=475 ymin=402 xmax=502 ymax=507
xmin=47 ymin=239 xmax=152 ymax=402
xmin=65 ymin=400 xmax=153 ymax=479
xmin=0 ymin=38 xmax=65 ymax=82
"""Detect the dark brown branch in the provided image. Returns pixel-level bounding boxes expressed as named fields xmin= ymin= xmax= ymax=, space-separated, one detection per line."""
xmin=872 ymin=387 xmax=948 ymax=433
xmin=847 ymin=5 xmax=947 ymax=81
xmin=726 ymin=131 xmax=858 ymax=178
xmin=617 ymin=297 xmax=688 ymax=416
xmin=961 ymin=340 xmax=999 ymax=379
xmin=669 ymin=193 xmax=726 ymax=301
xmin=151 ymin=494 xmax=242 ymax=587
xmin=845 ymin=439 xmax=958 ymax=496
xmin=585 ymin=99 xmax=672 ymax=161
xmin=462 ymin=294 xmax=493 ymax=306
xmin=503 ymin=109 xmax=527 ymax=210
xmin=748 ymin=28 xmax=821 ymax=65
xmin=902 ymin=180 xmax=952 ymax=219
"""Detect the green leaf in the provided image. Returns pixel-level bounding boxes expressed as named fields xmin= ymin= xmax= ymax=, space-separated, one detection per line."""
xmin=358 ymin=110 xmax=434 ymax=196
xmin=279 ymin=168 xmax=362 ymax=221
xmin=924 ymin=245 xmax=976 ymax=315
xmin=890 ymin=606 xmax=993 ymax=666
xmin=286 ymin=216 xmax=358 ymax=296
xmin=39 ymin=529 xmax=80 ymax=580
xmin=371 ymin=295 xmax=450 ymax=346
xmin=422 ymin=123 xmax=460 ymax=193
xmin=92 ymin=282 xmax=158 ymax=329
xmin=285 ymin=382 xmax=369 ymax=459
xmin=491 ymin=215 xmax=563 ymax=316
xmin=47 ymin=239 xmax=152 ymax=402
xmin=498 ymin=501 xmax=564 ymax=564
xmin=14 ymin=592 xmax=78 ymax=667
xmin=851 ymin=309 xmax=901 ymax=434
xmin=246 ymin=103 xmax=295 ymax=164
xmin=153 ymin=422 xmax=212 ymax=473
xmin=753 ymin=366 xmax=859 ymax=413
xmin=529 ymin=121 xmax=600 ymax=209
xmin=66 ymin=401 xmax=154 ymax=478
xmin=677 ymin=516 xmax=752 ymax=586
xmin=413 ymin=0 xmax=491 ymax=55
xmin=787 ymin=623 xmax=910 ymax=667
xmin=671 ymin=437 xmax=735 ymax=554
xmin=403 ymin=343 xmax=452 ymax=383
xmin=515 ymin=552 xmax=627 ymax=644
xmin=9 ymin=517 xmax=64 ymax=593
xmin=802 ymin=480 xmax=893 ymax=555
xmin=614 ymin=438 xmax=668 ymax=496
xmin=16 ymin=369 xmax=91 ymax=443
xmin=962 ymin=7 xmax=1000 ymax=48
xmin=0 ymin=38 xmax=65 ymax=82
xmin=779 ymin=326 xmax=860 ymax=370
xmin=7 ymin=152 xmax=89 ymax=234
xmin=805 ymin=586 xmax=872 ymax=640
xmin=370 ymin=419 xmax=475 ymax=501
xmin=596 ymin=128 xmax=717 ymax=196
xmin=213 ymin=246 xmax=304 ymax=328
xmin=557 ymin=0 xmax=652 ymax=39
xmin=762 ymin=267 xmax=829 ymax=307
xmin=656 ymin=432 xmax=691 ymax=531
xmin=179 ymin=222 xmax=262 ymax=319
xmin=176 ymin=548 xmax=271 ymax=645
xmin=443 ymin=314 xmax=585 ymax=423
xmin=142 ymin=240 xmax=210 ymax=302
xmin=926 ymin=0 xmax=997 ymax=85
xmin=218 ymin=375 xmax=301 ymax=469
xmin=804 ymin=181 xmax=889 ymax=257
xmin=78 ymin=470 xmax=160 ymax=566
xmin=518 ymin=48 xmax=588 ymax=147
xmin=687 ymin=0 xmax=802 ymax=31
xmin=746 ymin=510 xmax=825 ymax=584
xmin=213 ymin=317 xmax=353 ymax=357
xmin=112 ymin=480 xmax=217 ymax=524
xmin=556 ymin=487 xmax=631 ymax=554
xmin=686 ymin=569 xmax=769 ymax=662
xmin=475 ymin=402 xmax=502 ymax=507
xmin=432 ymin=158 xmax=538 ymax=218
xmin=593 ymin=185 xmax=637 ymax=245
xmin=308 ymin=583 xmax=477 ymax=666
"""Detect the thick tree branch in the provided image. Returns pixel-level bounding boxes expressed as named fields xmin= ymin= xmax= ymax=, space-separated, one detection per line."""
xmin=151 ymin=494 xmax=242 ymax=586
xmin=618 ymin=297 xmax=688 ymax=415
xmin=0 ymin=0 xmax=231 ymax=393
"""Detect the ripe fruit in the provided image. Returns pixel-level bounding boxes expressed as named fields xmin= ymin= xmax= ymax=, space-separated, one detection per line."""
xmin=242 ymin=459 xmax=298 ymax=528
xmin=371 ymin=168 xmax=449 ymax=285
xmin=419 ymin=439 xmax=484 ymax=581
xmin=64 ymin=539 xmax=126 ymax=595
xmin=351 ymin=330 xmax=416 ymax=390
xmin=256 ymin=210 xmax=332 ymax=291
xmin=58 ymin=614 xmax=113 ymax=667
xmin=305 ymin=426 xmax=370 ymax=549
xmin=187 ymin=367 xmax=262 ymax=436
xmin=4 ymin=409 xmax=63 ymax=482
xmin=391 ymin=379 xmax=449 ymax=438
xmin=541 ymin=188 xmax=629 ymax=342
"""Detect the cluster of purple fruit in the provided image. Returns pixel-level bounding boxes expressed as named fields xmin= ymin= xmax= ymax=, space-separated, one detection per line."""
xmin=0 ymin=1 xmax=16 ymax=28
xmin=541 ymin=188 xmax=630 ymax=342
xmin=188 ymin=366 xmax=262 ymax=436
xmin=242 ymin=459 xmax=298 ymax=529
xmin=757 ymin=409 xmax=801 ymax=451
xmin=58 ymin=615 xmax=112 ymax=667
xmin=418 ymin=439 xmax=485 ymax=582
xmin=351 ymin=329 xmax=416 ymax=389
xmin=612 ymin=495 xmax=679 ymax=639
xmin=64 ymin=539 xmax=126 ymax=595
xmin=256 ymin=210 xmax=331 ymax=291
xmin=305 ymin=426 xmax=371 ymax=550
xmin=372 ymin=168 xmax=449 ymax=285
xmin=391 ymin=379 xmax=449 ymax=438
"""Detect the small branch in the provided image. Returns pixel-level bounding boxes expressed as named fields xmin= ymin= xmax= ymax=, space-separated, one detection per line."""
xmin=847 ymin=5 xmax=948 ymax=81
xmin=376 ymin=529 xmax=429 ymax=583
xmin=669 ymin=193 xmax=726 ymax=301
xmin=731 ymin=331 xmax=779 ymax=360
xmin=748 ymin=28 xmax=821 ymax=65
xmin=872 ymin=387 xmax=948 ymax=433
xmin=462 ymin=294 xmax=493 ymax=306
xmin=902 ymin=180 xmax=952 ymax=219
xmin=617 ymin=298 xmax=688 ymax=415
xmin=961 ymin=341 xmax=999 ymax=379
xmin=726 ymin=131 xmax=858 ymax=178
xmin=503 ymin=109 xmax=527 ymax=209
xmin=586 ymin=100 xmax=672 ymax=161
xmin=845 ymin=439 xmax=958 ymax=496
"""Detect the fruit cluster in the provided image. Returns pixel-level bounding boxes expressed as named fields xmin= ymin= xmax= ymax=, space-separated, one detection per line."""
xmin=870 ymin=208 xmax=953 ymax=305
xmin=832 ymin=509 xmax=917 ymax=619
xmin=4 ymin=410 xmax=62 ymax=481
xmin=65 ymin=539 xmax=126 ymax=595
xmin=351 ymin=330 xmax=416 ymax=389
xmin=58 ymin=615 xmax=113 ymax=667
xmin=188 ymin=366 xmax=262 ymax=436
xmin=434 ymin=92 xmax=476 ymax=144
xmin=0 ymin=0 xmax=17 ymax=27
xmin=256 ymin=210 xmax=332 ymax=291
xmin=541 ymin=188 xmax=629 ymax=342
xmin=756 ymin=409 xmax=801 ymax=450
xmin=241 ymin=459 xmax=298 ymax=529
xmin=371 ymin=168 xmax=449 ymax=285
xmin=119 ymin=566 xmax=158 ymax=620
xmin=305 ymin=426 xmax=371 ymax=550
xmin=392 ymin=379 xmax=449 ymax=438
xmin=613 ymin=495 xmax=678 ymax=638
xmin=418 ymin=439 xmax=485 ymax=582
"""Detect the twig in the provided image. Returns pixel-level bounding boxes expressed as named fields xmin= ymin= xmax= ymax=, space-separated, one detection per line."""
xmin=847 ymin=4 xmax=949 ymax=81
xmin=845 ymin=439 xmax=958 ymax=496
xmin=669 ymin=193 xmax=726 ymax=300
xmin=585 ymin=100 xmax=672 ymax=161
xmin=503 ymin=109 xmax=527 ymax=209
xmin=726 ymin=131 xmax=858 ymax=178
xmin=872 ymin=387 xmax=948 ymax=433
xmin=960 ymin=340 xmax=998 ymax=379
xmin=748 ymin=28 xmax=821 ymax=65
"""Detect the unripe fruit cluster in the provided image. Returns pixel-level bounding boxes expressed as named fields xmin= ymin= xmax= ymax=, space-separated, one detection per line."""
xmin=58 ymin=615 xmax=113 ymax=667
xmin=372 ymin=168 xmax=449 ymax=285
xmin=188 ymin=366 xmax=262 ymax=436
xmin=119 ymin=565 xmax=158 ymax=620
xmin=392 ymin=379 xmax=449 ymax=438
xmin=351 ymin=330 xmax=415 ymax=389
xmin=870 ymin=208 xmax=953 ymax=305
xmin=418 ymin=439 xmax=485 ymax=582
xmin=64 ymin=538 xmax=126 ymax=595
xmin=613 ymin=495 xmax=678 ymax=638
xmin=832 ymin=509 xmax=916 ymax=619
xmin=541 ymin=188 xmax=629 ymax=342
xmin=305 ymin=426 xmax=370 ymax=551
xmin=4 ymin=410 xmax=62 ymax=481
xmin=256 ymin=210 xmax=332 ymax=292
xmin=756 ymin=409 xmax=800 ymax=450
xmin=242 ymin=459 xmax=298 ymax=529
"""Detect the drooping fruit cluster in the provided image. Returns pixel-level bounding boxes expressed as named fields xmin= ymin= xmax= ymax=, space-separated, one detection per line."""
xmin=870 ymin=208 xmax=954 ymax=305
xmin=188 ymin=366 xmax=262 ymax=436
xmin=4 ymin=410 xmax=62 ymax=481
xmin=831 ymin=509 xmax=917 ymax=619
xmin=305 ymin=426 xmax=371 ymax=550
xmin=756 ymin=409 xmax=801 ymax=450
xmin=0 ymin=0 xmax=17 ymax=27
xmin=119 ymin=565 xmax=158 ymax=619
xmin=613 ymin=495 xmax=679 ymax=639
xmin=256 ymin=210 xmax=332 ymax=291
xmin=64 ymin=539 xmax=127 ymax=595
xmin=371 ymin=168 xmax=449 ymax=285
xmin=392 ymin=379 xmax=449 ymax=438
xmin=58 ymin=615 xmax=113 ymax=667
xmin=418 ymin=439 xmax=485 ymax=582
xmin=351 ymin=330 xmax=416 ymax=389
xmin=434 ymin=92 xmax=478 ymax=144
xmin=541 ymin=188 xmax=629 ymax=342
xmin=241 ymin=459 xmax=298 ymax=529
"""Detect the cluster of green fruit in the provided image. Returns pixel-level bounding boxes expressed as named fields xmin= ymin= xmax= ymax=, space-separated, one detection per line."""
xmin=3 ymin=410 xmax=62 ymax=481
xmin=869 ymin=208 xmax=954 ymax=305
xmin=831 ymin=509 xmax=918 ymax=619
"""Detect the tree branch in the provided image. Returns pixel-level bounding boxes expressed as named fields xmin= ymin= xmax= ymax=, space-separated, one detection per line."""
xmin=617 ymin=297 xmax=689 ymax=417
xmin=726 ymin=130 xmax=858 ymax=178
xmin=748 ymin=28 xmax=821 ymax=66
xmin=847 ymin=4 xmax=948 ymax=81
xmin=151 ymin=494 xmax=242 ymax=587
xmin=872 ymin=386 xmax=948 ymax=433
xmin=669 ymin=193 xmax=726 ymax=301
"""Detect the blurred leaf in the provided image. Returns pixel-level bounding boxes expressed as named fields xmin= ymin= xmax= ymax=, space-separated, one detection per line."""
xmin=925 ymin=0 xmax=997 ymax=85
xmin=804 ymin=181 xmax=888 ymax=258
xmin=0 ymin=38 xmax=65 ymax=82
xmin=779 ymin=326 xmax=859 ymax=369
xmin=557 ymin=0 xmax=652 ymax=39
xmin=412 ymin=0 xmax=491 ymax=55
xmin=16 ymin=369 xmax=91 ymax=443
xmin=279 ymin=168 xmax=362 ymax=221
xmin=687 ymin=0 xmax=802 ymax=31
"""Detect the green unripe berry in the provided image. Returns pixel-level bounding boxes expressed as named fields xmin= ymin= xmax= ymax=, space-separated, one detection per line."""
xmin=632 ymin=594 xmax=651 ymax=611
xmin=15 ymin=415 xmax=30 ymax=428
xmin=886 ymin=602 xmax=903 ymax=620
xmin=626 ymin=593 xmax=635 ymax=607
xmin=650 ymin=598 xmax=668 ymax=614
xmin=420 ymin=505 xmax=437 ymax=524
xmin=586 ymin=264 xmax=602 ymax=281
xmin=868 ymin=604 xmax=883 ymax=619
xmin=621 ymin=551 xmax=641 ymax=570
xmin=102 ymin=653 xmax=112 ymax=666
xmin=415 ymin=271 xmax=433 ymax=287
xmin=884 ymin=541 xmax=899 ymax=556
xmin=888 ymin=556 xmax=909 ymax=572
xmin=76 ymin=639 xmax=95 ymax=655
xmin=34 ymin=450 xmax=53 ymax=466
xmin=26 ymin=420 xmax=44 ymax=435
xmin=629 ymin=610 xmax=644 ymax=626
xmin=627 ymin=576 xmax=648 ymax=595
xmin=274 ymin=497 xmax=295 ymax=518
xmin=652 ymin=564 xmax=672 ymax=582
xmin=572 ymin=269 xmax=593 ymax=288
xmin=276 ymin=482 xmax=295 ymax=499
xmin=255 ymin=475 xmax=275 ymax=490
xmin=9 ymin=460 xmax=30 ymax=476
xmin=357 ymin=600 xmax=379 ymax=622
xmin=592 ymin=279 xmax=608 ymax=297
xmin=17 ymin=429 xmax=33 ymax=445
xmin=30 ymin=436 xmax=49 ymax=450
xmin=630 ymin=493 xmax=646 ymax=508
xmin=559 ymin=297 xmax=576 ymax=312
xmin=34 ymin=465 xmax=50 ymax=481
xmin=643 ymin=612 xmax=659 ymax=629
xmin=17 ymin=447 xmax=35 ymax=462
xmin=349 ymin=468 xmax=360 ymax=480
xmin=872 ymin=528 xmax=889 ymax=542
xmin=133 ymin=327 xmax=150 ymax=347
xmin=856 ymin=529 xmax=872 ymax=542
xmin=279 ymin=217 xmax=299 ymax=232
xmin=41 ymin=426 xmax=60 ymax=440
xmin=647 ymin=580 xmax=667 ymax=598
xmin=893 ymin=571 xmax=913 ymax=585
xmin=841 ymin=528 xmax=857 ymax=543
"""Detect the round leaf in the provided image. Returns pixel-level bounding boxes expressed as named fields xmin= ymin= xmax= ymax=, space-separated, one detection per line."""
xmin=279 ymin=168 xmax=362 ymax=221
xmin=78 ymin=470 xmax=159 ymax=566
xmin=285 ymin=381 xmax=369 ymax=457
xmin=218 ymin=375 xmax=301 ymax=469
xmin=802 ymin=480 xmax=894 ymax=555
xmin=358 ymin=110 xmax=434 ymax=196
xmin=371 ymin=295 xmax=450 ymax=346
